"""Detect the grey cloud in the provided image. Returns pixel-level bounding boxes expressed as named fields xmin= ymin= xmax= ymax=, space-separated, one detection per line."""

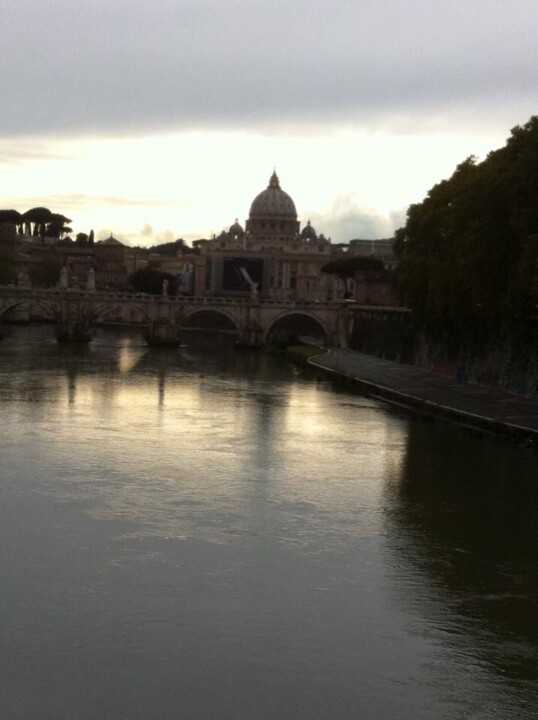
xmin=0 ymin=194 xmax=187 ymax=212
xmin=155 ymin=230 xmax=175 ymax=244
xmin=99 ymin=197 xmax=187 ymax=208
xmin=0 ymin=141 xmax=73 ymax=165
xmin=1 ymin=1 xmax=536 ymax=137
xmin=98 ymin=227 xmax=176 ymax=248
xmin=307 ymin=196 xmax=406 ymax=243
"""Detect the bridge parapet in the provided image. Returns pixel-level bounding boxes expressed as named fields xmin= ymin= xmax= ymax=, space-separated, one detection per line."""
xmin=0 ymin=286 xmax=380 ymax=347
xmin=1 ymin=285 xmax=350 ymax=309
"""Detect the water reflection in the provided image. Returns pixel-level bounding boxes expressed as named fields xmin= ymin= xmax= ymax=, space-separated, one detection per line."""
xmin=1 ymin=325 xmax=407 ymax=551
xmin=1 ymin=324 xmax=537 ymax=719
xmin=117 ymin=342 xmax=146 ymax=374
xmin=384 ymin=419 xmax=538 ymax=709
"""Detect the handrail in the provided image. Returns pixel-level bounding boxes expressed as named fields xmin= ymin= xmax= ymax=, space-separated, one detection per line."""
xmin=0 ymin=286 xmax=408 ymax=312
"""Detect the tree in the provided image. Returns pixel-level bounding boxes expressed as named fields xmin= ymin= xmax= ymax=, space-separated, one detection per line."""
xmin=46 ymin=213 xmax=72 ymax=239
xmin=21 ymin=207 xmax=53 ymax=235
xmin=322 ymin=255 xmax=385 ymax=295
xmin=20 ymin=208 xmax=73 ymax=238
xmin=394 ymin=116 xmax=538 ymax=349
xmin=0 ymin=209 xmax=22 ymax=225
xmin=150 ymin=238 xmax=188 ymax=257
xmin=0 ymin=245 xmax=15 ymax=284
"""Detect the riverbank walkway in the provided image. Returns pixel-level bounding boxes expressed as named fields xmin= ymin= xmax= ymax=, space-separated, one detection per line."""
xmin=309 ymin=348 xmax=538 ymax=440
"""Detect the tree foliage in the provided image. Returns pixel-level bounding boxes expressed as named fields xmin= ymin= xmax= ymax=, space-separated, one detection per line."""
xmin=322 ymin=254 xmax=385 ymax=296
xmin=321 ymin=255 xmax=384 ymax=278
xmin=21 ymin=207 xmax=53 ymax=224
xmin=150 ymin=238 xmax=199 ymax=256
xmin=0 ymin=209 xmax=22 ymax=225
xmin=0 ymin=246 xmax=15 ymax=284
xmin=44 ymin=213 xmax=72 ymax=238
xmin=150 ymin=238 xmax=184 ymax=256
xmin=1 ymin=207 xmax=73 ymax=238
xmin=394 ymin=116 xmax=538 ymax=350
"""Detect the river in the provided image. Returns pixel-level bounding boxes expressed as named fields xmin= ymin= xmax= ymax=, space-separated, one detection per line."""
xmin=1 ymin=324 xmax=537 ymax=720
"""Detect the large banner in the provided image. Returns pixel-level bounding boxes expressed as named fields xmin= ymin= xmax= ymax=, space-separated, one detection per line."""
xmin=222 ymin=257 xmax=264 ymax=292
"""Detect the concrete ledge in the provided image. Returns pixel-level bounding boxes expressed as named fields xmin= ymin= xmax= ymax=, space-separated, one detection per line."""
xmin=309 ymin=350 xmax=538 ymax=443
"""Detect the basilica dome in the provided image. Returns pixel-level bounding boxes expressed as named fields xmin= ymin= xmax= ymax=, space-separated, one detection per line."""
xmin=229 ymin=219 xmax=244 ymax=236
xmin=300 ymin=220 xmax=317 ymax=241
xmin=249 ymin=171 xmax=297 ymax=219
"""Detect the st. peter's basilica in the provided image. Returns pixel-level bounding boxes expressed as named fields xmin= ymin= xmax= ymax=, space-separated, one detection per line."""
xmin=191 ymin=171 xmax=340 ymax=301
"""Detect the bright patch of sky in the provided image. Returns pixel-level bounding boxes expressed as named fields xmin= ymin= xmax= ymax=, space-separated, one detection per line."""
xmin=1 ymin=0 xmax=536 ymax=246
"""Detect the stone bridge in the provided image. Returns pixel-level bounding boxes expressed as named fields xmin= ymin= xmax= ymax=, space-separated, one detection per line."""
xmin=0 ymin=287 xmax=356 ymax=346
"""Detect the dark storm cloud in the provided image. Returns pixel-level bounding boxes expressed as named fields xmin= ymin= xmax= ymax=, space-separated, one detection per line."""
xmin=1 ymin=0 xmax=536 ymax=137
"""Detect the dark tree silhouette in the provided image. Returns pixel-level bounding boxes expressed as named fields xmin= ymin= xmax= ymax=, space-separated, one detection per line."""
xmin=322 ymin=255 xmax=385 ymax=295
xmin=394 ymin=115 xmax=538 ymax=349
xmin=0 ymin=210 xmax=22 ymax=225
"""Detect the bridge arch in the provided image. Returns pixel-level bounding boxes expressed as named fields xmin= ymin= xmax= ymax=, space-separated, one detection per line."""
xmin=0 ymin=298 xmax=57 ymax=322
xmin=263 ymin=310 xmax=328 ymax=345
xmin=0 ymin=289 xmax=347 ymax=347
xmin=179 ymin=307 xmax=241 ymax=335
xmin=91 ymin=301 xmax=152 ymax=325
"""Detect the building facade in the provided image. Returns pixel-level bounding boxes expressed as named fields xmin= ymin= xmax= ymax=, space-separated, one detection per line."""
xmin=191 ymin=171 xmax=344 ymax=301
xmin=1 ymin=173 xmax=398 ymax=305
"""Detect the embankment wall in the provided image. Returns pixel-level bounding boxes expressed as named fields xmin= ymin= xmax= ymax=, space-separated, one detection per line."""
xmin=349 ymin=309 xmax=538 ymax=399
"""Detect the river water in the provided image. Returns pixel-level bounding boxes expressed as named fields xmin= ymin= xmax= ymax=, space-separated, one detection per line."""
xmin=0 ymin=324 xmax=537 ymax=720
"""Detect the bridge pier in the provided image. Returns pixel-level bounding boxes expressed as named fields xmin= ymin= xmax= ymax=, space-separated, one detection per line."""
xmin=334 ymin=305 xmax=355 ymax=348
xmin=237 ymin=325 xmax=263 ymax=348
xmin=55 ymin=300 xmax=95 ymax=342
xmin=56 ymin=320 xmax=93 ymax=343
xmin=0 ymin=289 xmax=373 ymax=351
xmin=237 ymin=304 xmax=263 ymax=347
xmin=146 ymin=321 xmax=179 ymax=347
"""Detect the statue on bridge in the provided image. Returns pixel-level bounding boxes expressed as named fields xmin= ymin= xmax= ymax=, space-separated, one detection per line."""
xmin=59 ymin=266 xmax=68 ymax=289
xmin=86 ymin=267 xmax=96 ymax=292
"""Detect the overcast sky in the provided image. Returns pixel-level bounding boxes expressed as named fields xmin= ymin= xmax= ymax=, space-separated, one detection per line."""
xmin=1 ymin=0 xmax=537 ymax=244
